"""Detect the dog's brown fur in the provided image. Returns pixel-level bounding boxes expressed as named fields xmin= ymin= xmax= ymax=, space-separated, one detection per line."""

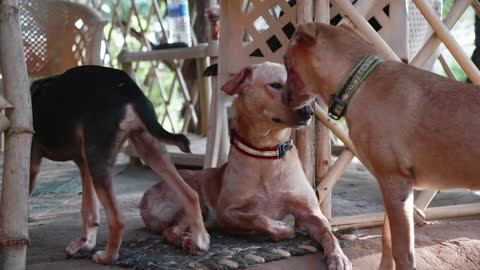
xmin=140 ymin=62 xmax=351 ymax=270
xmin=283 ymin=22 xmax=480 ymax=270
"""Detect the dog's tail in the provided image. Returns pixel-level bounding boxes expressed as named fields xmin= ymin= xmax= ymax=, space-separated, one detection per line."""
xmin=132 ymin=85 xmax=191 ymax=153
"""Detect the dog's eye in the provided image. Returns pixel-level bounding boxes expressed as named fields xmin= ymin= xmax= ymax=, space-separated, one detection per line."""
xmin=269 ymin=82 xmax=283 ymax=90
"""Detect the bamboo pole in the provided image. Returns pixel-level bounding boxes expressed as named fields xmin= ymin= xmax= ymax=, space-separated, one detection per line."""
xmin=317 ymin=149 xmax=354 ymax=203
xmin=0 ymin=95 xmax=12 ymax=109
xmin=314 ymin=0 xmax=333 ymax=219
xmin=331 ymin=212 xmax=384 ymax=229
xmin=315 ymin=0 xmax=330 ymax=22
xmin=337 ymin=0 xmax=377 ymax=29
xmin=198 ymin=57 xmax=211 ymax=136
xmin=413 ymin=0 xmax=480 ymax=84
xmin=411 ymin=0 xmax=471 ymax=68
xmin=0 ymin=114 xmax=11 ymax=133
xmin=333 ymin=0 xmax=400 ymax=61
xmin=0 ymin=0 xmax=34 ymax=269
xmin=314 ymin=99 xmax=331 ymax=215
xmin=296 ymin=0 xmax=316 ymax=186
xmin=331 ymin=203 xmax=480 ymax=230
xmin=314 ymin=103 xmax=358 ymax=156
xmin=425 ymin=203 xmax=480 ymax=220
xmin=438 ymin=54 xmax=457 ymax=80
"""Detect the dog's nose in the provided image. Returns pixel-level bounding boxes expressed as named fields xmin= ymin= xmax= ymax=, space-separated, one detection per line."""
xmin=296 ymin=105 xmax=314 ymax=121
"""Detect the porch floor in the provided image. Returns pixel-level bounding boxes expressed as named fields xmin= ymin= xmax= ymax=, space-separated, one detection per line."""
xmin=0 ymin=134 xmax=477 ymax=269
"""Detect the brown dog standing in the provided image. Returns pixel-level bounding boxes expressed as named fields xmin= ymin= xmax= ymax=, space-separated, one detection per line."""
xmin=140 ymin=62 xmax=351 ymax=270
xmin=283 ymin=22 xmax=480 ymax=270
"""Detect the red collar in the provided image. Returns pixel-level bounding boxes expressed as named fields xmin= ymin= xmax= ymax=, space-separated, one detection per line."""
xmin=230 ymin=129 xmax=293 ymax=159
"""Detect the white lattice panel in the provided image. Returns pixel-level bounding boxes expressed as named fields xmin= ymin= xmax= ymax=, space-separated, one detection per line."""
xmin=220 ymin=0 xmax=441 ymax=73
xmin=408 ymin=0 xmax=442 ymax=60
xmin=220 ymin=0 xmax=297 ymax=72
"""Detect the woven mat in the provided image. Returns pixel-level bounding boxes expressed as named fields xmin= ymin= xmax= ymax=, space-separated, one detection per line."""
xmin=29 ymin=170 xmax=83 ymax=219
xmin=72 ymin=229 xmax=358 ymax=270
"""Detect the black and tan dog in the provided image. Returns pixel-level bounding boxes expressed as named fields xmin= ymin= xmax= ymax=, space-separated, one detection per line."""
xmin=30 ymin=65 xmax=209 ymax=264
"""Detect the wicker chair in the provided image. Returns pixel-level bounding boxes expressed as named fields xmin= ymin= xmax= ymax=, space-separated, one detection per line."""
xmin=19 ymin=0 xmax=107 ymax=77
xmin=0 ymin=0 xmax=107 ymax=149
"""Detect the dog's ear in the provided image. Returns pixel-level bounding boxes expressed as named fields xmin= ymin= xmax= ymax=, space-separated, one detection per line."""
xmin=221 ymin=67 xmax=252 ymax=95
xmin=292 ymin=23 xmax=316 ymax=47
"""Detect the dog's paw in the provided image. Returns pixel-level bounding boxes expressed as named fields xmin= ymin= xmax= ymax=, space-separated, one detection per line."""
xmin=92 ymin=250 xmax=118 ymax=265
xmin=189 ymin=227 xmax=210 ymax=254
xmin=325 ymin=251 xmax=352 ymax=270
xmin=269 ymin=221 xmax=295 ymax=242
xmin=65 ymin=238 xmax=95 ymax=257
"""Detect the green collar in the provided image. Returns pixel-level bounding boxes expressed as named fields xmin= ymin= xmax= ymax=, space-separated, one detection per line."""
xmin=328 ymin=55 xmax=383 ymax=120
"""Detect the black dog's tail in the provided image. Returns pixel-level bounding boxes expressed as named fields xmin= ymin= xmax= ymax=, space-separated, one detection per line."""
xmin=131 ymin=83 xmax=191 ymax=153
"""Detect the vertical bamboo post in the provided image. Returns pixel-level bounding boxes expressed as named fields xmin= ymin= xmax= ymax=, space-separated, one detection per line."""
xmin=0 ymin=0 xmax=34 ymax=269
xmin=204 ymin=0 xmax=234 ymax=168
xmin=198 ymin=57 xmax=211 ymax=136
xmin=198 ymin=1 xmax=218 ymax=136
xmin=296 ymin=0 xmax=316 ymax=186
xmin=314 ymin=0 xmax=332 ymax=218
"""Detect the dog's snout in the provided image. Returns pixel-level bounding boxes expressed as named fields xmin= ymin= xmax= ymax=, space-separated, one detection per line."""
xmin=296 ymin=105 xmax=314 ymax=121
xmin=297 ymin=105 xmax=313 ymax=119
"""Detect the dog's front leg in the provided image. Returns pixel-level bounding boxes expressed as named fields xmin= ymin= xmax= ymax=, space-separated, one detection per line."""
xmin=379 ymin=214 xmax=395 ymax=270
xmin=296 ymin=210 xmax=351 ymax=270
xmin=379 ymin=176 xmax=415 ymax=270
xmin=66 ymin=160 xmax=100 ymax=256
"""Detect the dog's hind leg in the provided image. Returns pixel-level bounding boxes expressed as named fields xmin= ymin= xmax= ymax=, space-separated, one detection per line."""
xmin=379 ymin=214 xmax=395 ymax=270
xmin=81 ymin=128 xmax=126 ymax=265
xmin=29 ymin=139 xmax=43 ymax=195
xmin=65 ymin=159 xmax=100 ymax=257
xmin=130 ymin=131 xmax=209 ymax=254
xmin=88 ymin=161 xmax=124 ymax=265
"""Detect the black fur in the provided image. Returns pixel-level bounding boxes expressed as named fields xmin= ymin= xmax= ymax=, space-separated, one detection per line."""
xmin=31 ymin=65 xmax=190 ymax=165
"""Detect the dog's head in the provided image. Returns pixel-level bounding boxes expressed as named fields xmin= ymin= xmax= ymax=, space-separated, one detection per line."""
xmin=222 ymin=62 xmax=313 ymax=128
xmin=282 ymin=22 xmax=376 ymax=109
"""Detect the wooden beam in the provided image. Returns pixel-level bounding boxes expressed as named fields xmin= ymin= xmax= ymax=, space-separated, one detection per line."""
xmin=118 ymin=43 xmax=218 ymax=63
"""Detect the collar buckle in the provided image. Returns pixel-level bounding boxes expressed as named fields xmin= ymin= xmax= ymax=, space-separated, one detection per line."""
xmin=328 ymin=95 xmax=347 ymax=120
xmin=277 ymin=139 xmax=293 ymax=159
